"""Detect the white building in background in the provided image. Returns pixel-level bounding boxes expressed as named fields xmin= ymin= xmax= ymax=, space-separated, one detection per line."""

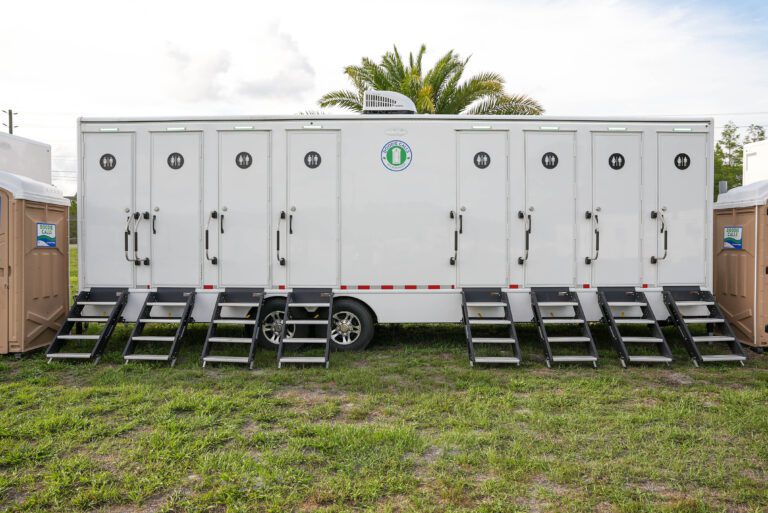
xmin=0 ymin=132 xmax=51 ymax=184
xmin=743 ymin=139 xmax=768 ymax=185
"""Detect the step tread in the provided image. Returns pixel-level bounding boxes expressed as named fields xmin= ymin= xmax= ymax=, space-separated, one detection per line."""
xmin=147 ymin=302 xmax=187 ymax=307
xmin=58 ymin=334 xmax=100 ymax=340
xmin=203 ymin=356 xmax=250 ymax=364
xmin=282 ymin=337 xmax=328 ymax=344
xmin=683 ymin=318 xmax=724 ymax=323
xmin=77 ymin=301 xmax=117 ymax=306
xmin=219 ymin=302 xmax=261 ymax=307
xmin=676 ymin=301 xmax=715 ymax=306
xmin=472 ymin=337 xmax=516 ymax=344
xmin=622 ymin=336 xmax=664 ymax=343
xmin=628 ymin=355 xmax=673 ymax=363
xmin=289 ymin=303 xmax=331 ymax=308
xmin=466 ymin=302 xmax=506 ymax=307
xmin=468 ymin=319 xmax=511 ymax=325
xmin=607 ymin=301 xmax=647 ymax=307
xmin=208 ymin=337 xmax=252 ymax=343
xmin=547 ymin=336 xmax=591 ymax=342
xmin=132 ymin=336 xmax=175 ymax=342
xmin=551 ymin=355 xmax=598 ymax=362
xmin=279 ymin=356 xmax=328 ymax=364
xmin=286 ymin=320 xmax=329 ymax=325
xmin=140 ymin=318 xmax=182 ymax=323
xmin=538 ymin=301 xmax=578 ymax=307
xmin=124 ymin=354 xmax=172 ymax=361
xmin=68 ymin=317 xmax=109 ymax=322
xmin=473 ymin=356 xmax=521 ymax=364
xmin=700 ymin=354 xmax=747 ymax=362
xmin=46 ymin=352 xmax=93 ymax=359
xmin=613 ymin=318 xmax=655 ymax=324
xmin=692 ymin=335 xmax=736 ymax=342
xmin=213 ymin=319 xmax=257 ymax=325
xmin=542 ymin=318 xmax=585 ymax=324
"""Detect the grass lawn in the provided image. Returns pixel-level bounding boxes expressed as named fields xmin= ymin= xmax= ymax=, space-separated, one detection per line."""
xmin=0 ymin=249 xmax=766 ymax=512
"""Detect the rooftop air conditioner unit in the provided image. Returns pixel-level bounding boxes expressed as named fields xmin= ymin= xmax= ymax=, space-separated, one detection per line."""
xmin=362 ymin=90 xmax=417 ymax=114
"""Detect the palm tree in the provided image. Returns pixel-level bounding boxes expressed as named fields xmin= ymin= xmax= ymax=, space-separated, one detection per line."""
xmin=319 ymin=45 xmax=543 ymax=115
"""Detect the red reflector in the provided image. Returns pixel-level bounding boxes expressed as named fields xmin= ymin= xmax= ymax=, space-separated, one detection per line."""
xmin=451 ymin=284 xmax=455 ymax=289
xmin=278 ymin=285 xmax=286 ymax=290
xmin=509 ymin=284 xmax=519 ymax=289
xmin=427 ymin=285 xmax=440 ymax=290
xmin=381 ymin=285 xmax=394 ymax=290
xmin=358 ymin=285 xmax=371 ymax=290
xmin=642 ymin=283 xmax=648 ymax=288
xmin=583 ymin=284 xmax=590 ymax=289
xmin=404 ymin=285 xmax=417 ymax=290
xmin=340 ymin=285 xmax=348 ymax=290
xmin=203 ymin=284 xmax=214 ymax=290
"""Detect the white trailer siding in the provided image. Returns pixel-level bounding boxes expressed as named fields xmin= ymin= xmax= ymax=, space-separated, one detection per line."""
xmin=0 ymin=133 xmax=51 ymax=184
xmin=78 ymin=116 xmax=714 ymax=324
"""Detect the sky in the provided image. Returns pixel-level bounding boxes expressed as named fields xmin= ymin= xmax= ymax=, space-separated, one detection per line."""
xmin=2 ymin=0 xmax=767 ymax=196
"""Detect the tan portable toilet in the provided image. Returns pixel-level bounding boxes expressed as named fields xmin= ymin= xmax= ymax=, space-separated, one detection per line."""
xmin=0 ymin=171 xmax=70 ymax=354
xmin=713 ymin=181 xmax=768 ymax=349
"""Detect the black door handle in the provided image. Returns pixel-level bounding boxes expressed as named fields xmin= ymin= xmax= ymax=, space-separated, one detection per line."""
xmin=152 ymin=214 xmax=157 ymax=234
xmin=220 ymin=214 xmax=224 ymax=234
xmin=289 ymin=214 xmax=293 ymax=234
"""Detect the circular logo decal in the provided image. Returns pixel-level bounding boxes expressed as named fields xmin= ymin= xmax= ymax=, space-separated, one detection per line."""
xmin=235 ymin=152 xmax=253 ymax=169
xmin=608 ymin=153 xmax=625 ymax=170
xmin=381 ymin=140 xmax=413 ymax=172
xmin=99 ymin=154 xmax=116 ymax=171
xmin=167 ymin=153 xmax=184 ymax=170
xmin=304 ymin=151 xmax=321 ymax=169
xmin=542 ymin=152 xmax=559 ymax=169
xmin=674 ymin=153 xmax=691 ymax=170
xmin=474 ymin=152 xmax=491 ymax=169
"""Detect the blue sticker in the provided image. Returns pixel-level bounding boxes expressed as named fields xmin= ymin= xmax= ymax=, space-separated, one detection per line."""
xmin=36 ymin=223 xmax=56 ymax=248
xmin=723 ymin=226 xmax=743 ymax=250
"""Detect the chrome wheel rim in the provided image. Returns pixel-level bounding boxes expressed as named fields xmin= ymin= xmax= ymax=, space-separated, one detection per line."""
xmin=331 ymin=311 xmax=362 ymax=346
xmin=262 ymin=310 xmax=294 ymax=344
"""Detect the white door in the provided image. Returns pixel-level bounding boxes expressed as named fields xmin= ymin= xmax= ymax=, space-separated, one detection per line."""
xmin=657 ymin=133 xmax=708 ymax=285
xmin=287 ymin=131 xmax=339 ymax=287
xmin=457 ymin=131 xmax=508 ymax=286
xmin=150 ymin=132 xmax=202 ymax=287
xmin=591 ymin=133 xmax=643 ymax=285
xmin=218 ymin=131 xmax=271 ymax=287
xmin=523 ymin=132 xmax=576 ymax=286
xmin=82 ymin=132 xmax=135 ymax=288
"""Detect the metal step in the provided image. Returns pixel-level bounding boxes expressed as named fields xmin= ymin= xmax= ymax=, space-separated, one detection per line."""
xmin=607 ymin=301 xmax=647 ymax=307
xmin=472 ymin=337 xmax=516 ymax=344
xmin=473 ymin=356 xmax=521 ymax=364
xmin=282 ymin=337 xmax=328 ymax=344
xmin=76 ymin=301 xmax=117 ymax=306
xmin=550 ymin=355 xmax=597 ymax=363
xmin=218 ymin=302 xmax=261 ymax=307
xmin=139 ymin=318 xmax=181 ymax=324
xmin=627 ymin=355 xmax=673 ymax=363
xmin=46 ymin=352 xmax=92 ymax=359
xmin=212 ymin=319 xmax=257 ymax=325
xmin=700 ymin=354 xmax=747 ymax=362
xmin=147 ymin=302 xmax=187 ymax=307
xmin=57 ymin=334 xmax=100 ymax=340
xmin=466 ymin=302 xmax=506 ymax=307
xmin=547 ymin=336 xmax=591 ymax=343
xmin=538 ymin=301 xmax=578 ymax=307
xmin=542 ymin=318 xmax=584 ymax=324
xmin=612 ymin=318 xmax=655 ymax=324
xmin=279 ymin=356 xmax=327 ymax=364
xmin=286 ymin=319 xmax=329 ymax=325
xmin=622 ymin=336 xmax=664 ymax=343
xmin=67 ymin=317 xmax=109 ymax=323
xmin=202 ymin=355 xmax=250 ymax=364
xmin=676 ymin=301 xmax=715 ymax=307
xmin=208 ymin=337 xmax=252 ymax=344
xmin=468 ymin=319 xmax=511 ymax=325
xmin=131 ymin=336 xmax=175 ymax=342
xmin=683 ymin=318 xmax=724 ymax=324
xmin=692 ymin=335 xmax=736 ymax=343
xmin=289 ymin=303 xmax=330 ymax=308
xmin=124 ymin=354 xmax=171 ymax=361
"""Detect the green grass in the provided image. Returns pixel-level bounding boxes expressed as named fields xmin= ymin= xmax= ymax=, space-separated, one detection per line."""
xmin=0 ymin=249 xmax=766 ymax=512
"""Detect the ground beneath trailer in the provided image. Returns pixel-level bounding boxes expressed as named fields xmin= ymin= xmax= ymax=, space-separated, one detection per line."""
xmin=1 ymin=320 xmax=767 ymax=513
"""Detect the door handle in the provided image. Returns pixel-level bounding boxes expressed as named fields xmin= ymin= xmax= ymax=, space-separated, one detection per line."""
xmin=152 ymin=214 xmax=157 ymax=234
xmin=220 ymin=214 xmax=224 ymax=234
xmin=289 ymin=214 xmax=294 ymax=234
xmin=585 ymin=211 xmax=600 ymax=264
xmin=517 ymin=211 xmax=531 ymax=265
xmin=459 ymin=213 xmax=463 ymax=234
xmin=134 ymin=212 xmax=150 ymax=265
xmin=650 ymin=211 xmax=668 ymax=264
xmin=205 ymin=210 xmax=218 ymax=265
xmin=124 ymin=214 xmax=133 ymax=262
xmin=276 ymin=211 xmax=286 ymax=266
xmin=449 ymin=210 xmax=457 ymax=265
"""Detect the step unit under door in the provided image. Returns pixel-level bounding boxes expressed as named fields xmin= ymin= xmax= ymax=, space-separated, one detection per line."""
xmin=217 ymin=130 xmax=271 ymax=287
xmin=286 ymin=131 xmax=339 ymax=288
xmin=590 ymin=132 xmax=643 ymax=286
xmin=456 ymin=130 xmax=508 ymax=287
xmin=523 ymin=131 xmax=577 ymax=287
xmin=150 ymin=132 xmax=203 ymax=288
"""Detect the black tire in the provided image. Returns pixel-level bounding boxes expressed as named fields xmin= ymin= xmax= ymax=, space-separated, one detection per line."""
xmin=329 ymin=299 xmax=374 ymax=351
xmin=256 ymin=298 xmax=307 ymax=349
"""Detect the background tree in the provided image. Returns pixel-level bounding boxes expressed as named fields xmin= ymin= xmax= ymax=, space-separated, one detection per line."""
xmin=745 ymin=123 xmax=766 ymax=144
xmin=714 ymin=121 xmax=745 ymax=199
xmin=319 ymin=45 xmax=543 ymax=115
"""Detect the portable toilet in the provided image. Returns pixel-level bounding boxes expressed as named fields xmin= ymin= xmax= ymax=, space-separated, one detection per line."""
xmin=0 ymin=170 xmax=70 ymax=355
xmin=713 ymin=180 xmax=768 ymax=349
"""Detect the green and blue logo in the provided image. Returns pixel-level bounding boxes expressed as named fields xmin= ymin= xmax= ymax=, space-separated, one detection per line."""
xmin=381 ymin=140 xmax=412 ymax=172
xmin=36 ymin=223 xmax=56 ymax=248
xmin=723 ymin=226 xmax=743 ymax=250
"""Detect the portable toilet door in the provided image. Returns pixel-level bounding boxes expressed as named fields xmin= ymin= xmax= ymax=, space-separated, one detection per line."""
xmin=0 ymin=171 xmax=70 ymax=354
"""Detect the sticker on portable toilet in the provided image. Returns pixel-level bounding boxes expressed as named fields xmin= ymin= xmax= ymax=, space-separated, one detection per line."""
xmin=381 ymin=140 xmax=412 ymax=172
xmin=36 ymin=223 xmax=56 ymax=248
xmin=723 ymin=226 xmax=743 ymax=250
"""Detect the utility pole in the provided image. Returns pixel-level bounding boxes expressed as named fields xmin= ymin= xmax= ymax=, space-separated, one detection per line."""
xmin=2 ymin=109 xmax=19 ymax=134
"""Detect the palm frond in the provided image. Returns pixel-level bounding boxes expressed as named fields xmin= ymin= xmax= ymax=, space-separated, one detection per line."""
xmin=464 ymin=94 xmax=544 ymax=115
xmin=318 ymin=89 xmax=364 ymax=112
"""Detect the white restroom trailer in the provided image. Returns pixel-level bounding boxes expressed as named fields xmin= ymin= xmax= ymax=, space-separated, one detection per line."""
xmin=53 ymin=101 xmax=745 ymax=367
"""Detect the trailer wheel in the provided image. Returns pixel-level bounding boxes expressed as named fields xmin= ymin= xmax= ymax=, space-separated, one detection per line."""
xmin=257 ymin=298 xmax=306 ymax=349
xmin=330 ymin=299 xmax=374 ymax=351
